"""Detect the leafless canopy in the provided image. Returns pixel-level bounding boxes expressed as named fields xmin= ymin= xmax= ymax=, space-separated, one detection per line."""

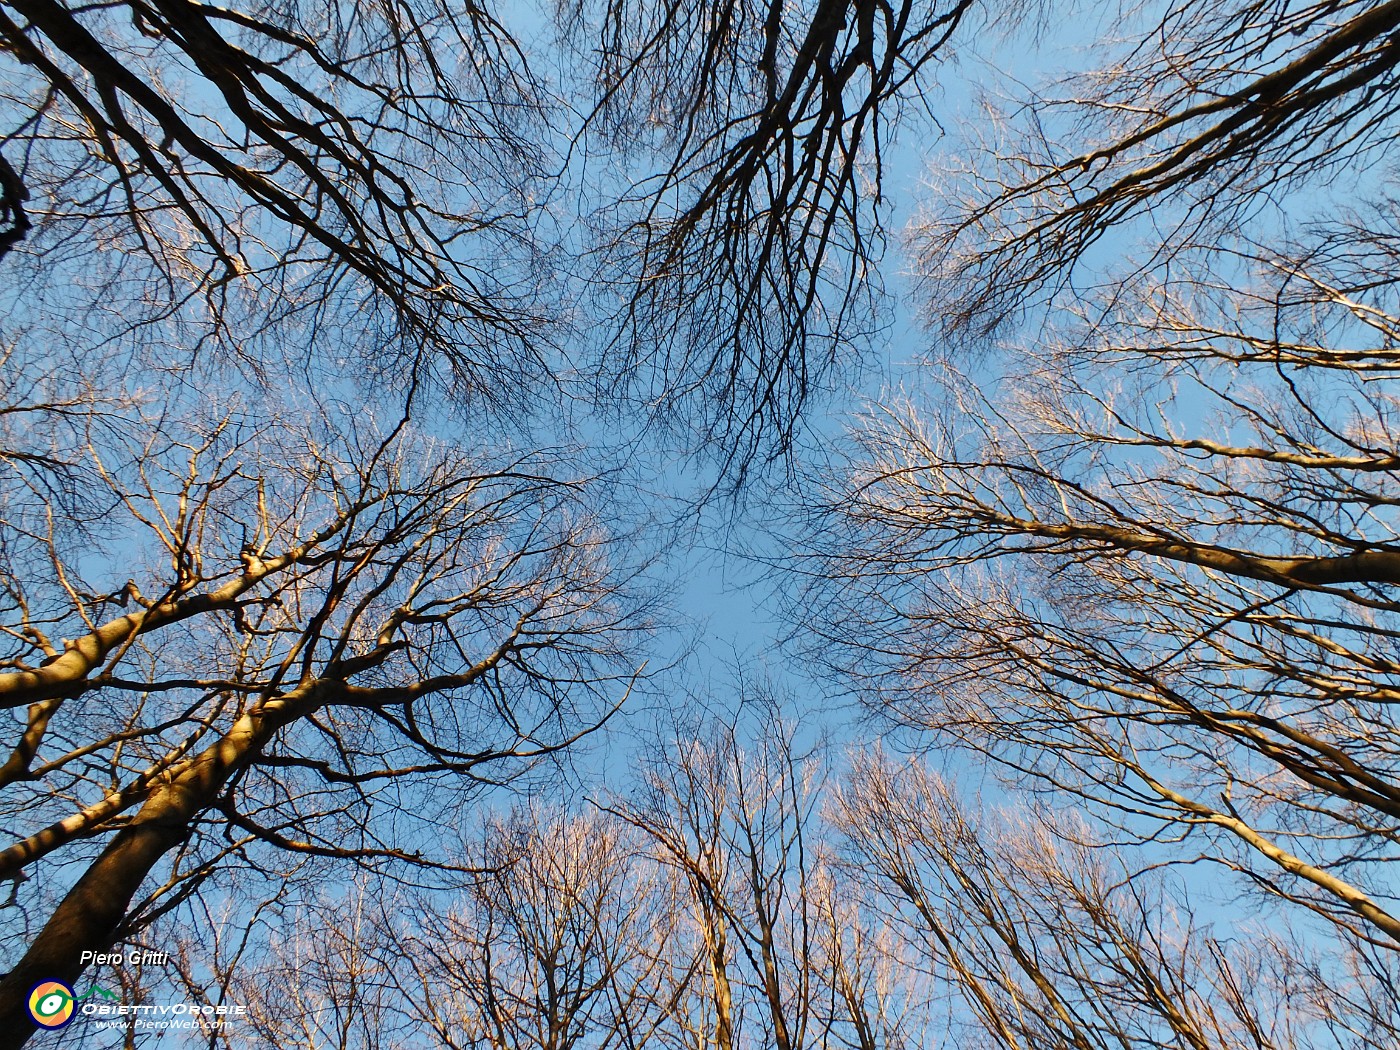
xmin=917 ymin=0 xmax=1400 ymax=336
xmin=816 ymin=220 xmax=1400 ymax=940
xmin=797 ymin=0 xmax=1400 ymax=1042
xmin=1 ymin=0 xmax=974 ymax=453
xmin=0 ymin=0 xmax=991 ymax=1039
xmin=560 ymin=0 xmax=974 ymax=463
xmin=0 ymin=0 xmax=560 ymax=395
xmin=0 ymin=395 xmax=649 ymax=1031
xmin=218 ymin=710 xmax=927 ymax=1050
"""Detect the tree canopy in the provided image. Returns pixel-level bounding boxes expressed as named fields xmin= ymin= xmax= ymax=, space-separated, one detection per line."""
xmin=6 ymin=0 xmax=1400 ymax=1045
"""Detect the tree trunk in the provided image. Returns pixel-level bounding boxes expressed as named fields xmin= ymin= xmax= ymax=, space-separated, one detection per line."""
xmin=0 ymin=684 xmax=320 ymax=1047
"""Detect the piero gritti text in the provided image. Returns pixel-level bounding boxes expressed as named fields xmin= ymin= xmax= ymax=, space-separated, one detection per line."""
xmin=80 ymin=950 xmax=171 ymax=966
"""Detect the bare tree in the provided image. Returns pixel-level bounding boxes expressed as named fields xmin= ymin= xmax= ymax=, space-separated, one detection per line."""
xmin=0 ymin=0 xmax=1034 ymax=1045
xmin=173 ymin=713 xmax=936 ymax=1050
xmin=915 ymin=0 xmax=1400 ymax=336
xmin=836 ymin=753 xmax=1337 ymax=1050
xmin=224 ymin=887 xmax=403 ymax=1050
xmin=766 ymin=0 xmax=1400 ymax=1042
xmin=613 ymin=711 xmax=820 ymax=1050
xmin=375 ymin=806 xmax=693 ymax=1050
xmin=0 ymin=0 xmax=994 ymax=1039
xmin=0 ymin=0 xmax=552 ymax=389
xmin=0 ymin=397 xmax=649 ymax=1042
xmin=815 ymin=218 xmax=1400 ymax=938
xmin=558 ymin=0 xmax=977 ymax=466
xmin=219 ymin=806 xmax=697 ymax=1050
xmin=1 ymin=0 xmax=989 ymax=467
xmin=801 ymin=150 xmax=1400 ymax=1040
xmin=608 ymin=702 xmax=923 ymax=1050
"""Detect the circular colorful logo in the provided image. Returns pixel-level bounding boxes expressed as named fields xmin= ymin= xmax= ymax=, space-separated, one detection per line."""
xmin=28 ymin=980 xmax=76 ymax=1029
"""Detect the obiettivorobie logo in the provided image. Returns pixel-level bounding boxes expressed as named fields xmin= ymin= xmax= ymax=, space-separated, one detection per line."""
xmin=27 ymin=981 xmax=126 ymax=1030
xmin=27 ymin=980 xmax=118 ymax=1029
xmin=27 ymin=980 xmax=74 ymax=1029
xmin=26 ymin=978 xmax=247 ymax=1033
